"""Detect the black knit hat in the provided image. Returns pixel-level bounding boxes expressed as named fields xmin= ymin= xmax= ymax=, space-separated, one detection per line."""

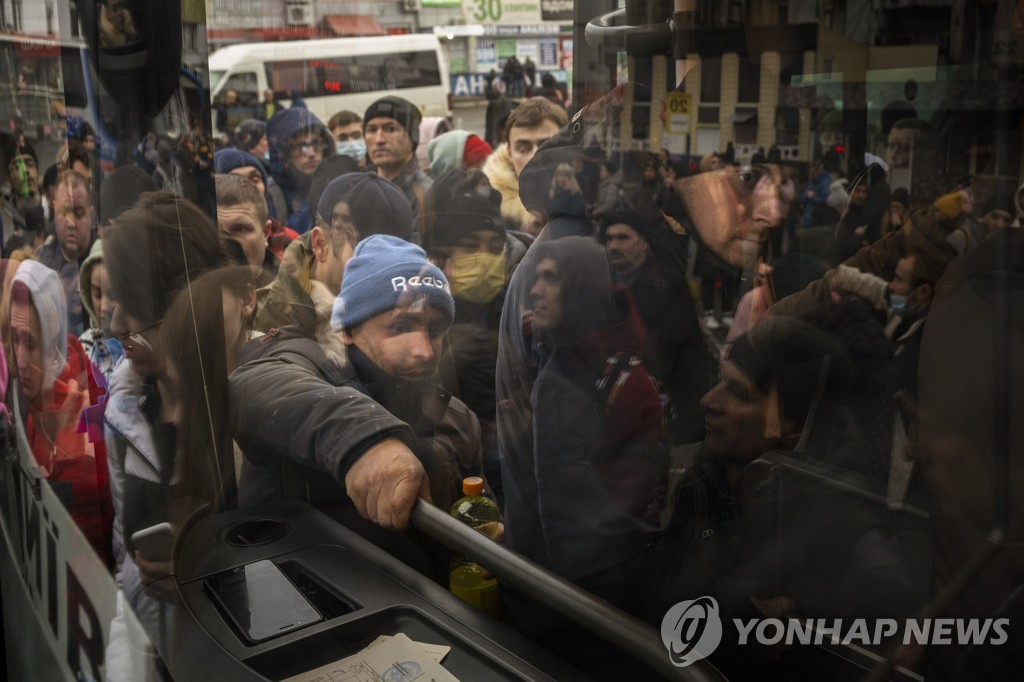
xmin=430 ymin=193 xmax=506 ymax=249
xmin=364 ymin=96 xmax=422 ymax=150
xmin=599 ymin=209 xmax=649 ymax=241
xmin=316 ymin=171 xmax=413 ymax=242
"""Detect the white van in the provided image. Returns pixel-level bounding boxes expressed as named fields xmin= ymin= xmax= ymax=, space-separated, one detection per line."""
xmin=208 ymin=34 xmax=451 ymax=136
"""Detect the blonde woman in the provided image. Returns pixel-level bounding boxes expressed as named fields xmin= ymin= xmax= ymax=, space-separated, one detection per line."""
xmin=547 ymin=162 xmax=585 ymax=219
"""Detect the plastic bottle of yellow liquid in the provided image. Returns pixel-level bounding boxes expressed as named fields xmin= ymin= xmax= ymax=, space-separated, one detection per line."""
xmin=449 ymin=477 xmax=503 ymax=618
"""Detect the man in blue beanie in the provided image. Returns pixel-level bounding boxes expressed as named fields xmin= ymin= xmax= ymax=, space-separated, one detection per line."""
xmin=232 ymin=234 xmax=481 ymax=580
xmin=332 ymin=235 xmax=456 ymax=382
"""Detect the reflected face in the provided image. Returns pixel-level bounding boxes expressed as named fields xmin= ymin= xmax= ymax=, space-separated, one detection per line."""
xmin=83 ymin=135 xmax=96 ymax=152
xmin=105 ymin=0 xmax=127 ymax=29
xmin=218 ymin=204 xmax=267 ymax=269
xmin=112 ymin=306 xmax=164 ymax=377
xmin=287 ymin=130 xmax=325 ymax=176
xmin=530 ymin=257 xmax=563 ymax=330
xmin=8 ymin=154 xmax=39 ymax=196
xmin=90 ymin=262 xmax=115 ymax=330
xmin=53 ymin=180 xmax=92 ymax=261
xmin=889 ymin=256 xmax=917 ymax=297
xmin=886 ymin=127 xmax=916 ymax=168
xmin=365 ymin=117 xmax=413 ymax=170
xmin=701 ymin=361 xmax=779 ymax=464
xmin=10 ymin=297 xmax=43 ymax=402
xmin=252 ymin=135 xmax=269 ymax=158
xmin=509 ymin=120 xmax=562 ymax=178
xmin=328 ymin=201 xmax=358 ymax=277
xmin=981 ymin=209 xmax=1013 ymax=234
xmin=229 ymin=165 xmax=265 ymax=197
xmin=345 ymin=304 xmax=447 ymax=380
xmin=850 ymin=183 xmax=868 ymax=206
xmin=889 ymin=201 xmax=908 ymax=224
xmin=605 ymin=223 xmax=648 ymax=273
xmin=674 ymin=165 xmax=792 ymax=269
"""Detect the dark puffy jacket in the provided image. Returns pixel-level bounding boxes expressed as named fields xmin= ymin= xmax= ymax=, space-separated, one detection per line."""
xmin=230 ymin=320 xmax=482 ymax=577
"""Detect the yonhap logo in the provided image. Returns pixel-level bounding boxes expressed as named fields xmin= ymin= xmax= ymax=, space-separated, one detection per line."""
xmin=660 ymin=596 xmax=723 ymax=667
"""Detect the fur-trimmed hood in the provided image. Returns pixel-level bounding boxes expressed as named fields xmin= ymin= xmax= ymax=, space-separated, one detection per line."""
xmin=483 ymin=144 xmax=536 ymax=232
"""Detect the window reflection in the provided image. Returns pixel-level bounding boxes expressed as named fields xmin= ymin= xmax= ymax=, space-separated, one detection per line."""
xmin=0 ymin=2 xmax=1022 ymax=681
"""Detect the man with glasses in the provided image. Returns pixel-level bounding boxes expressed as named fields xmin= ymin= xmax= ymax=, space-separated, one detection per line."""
xmin=363 ymin=96 xmax=431 ymax=240
xmin=265 ymin=108 xmax=334 ymax=233
xmin=37 ymin=170 xmax=94 ymax=334
xmin=673 ymin=162 xmax=796 ymax=271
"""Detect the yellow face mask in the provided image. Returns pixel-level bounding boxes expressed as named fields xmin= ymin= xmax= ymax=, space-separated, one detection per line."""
xmin=450 ymin=251 xmax=507 ymax=303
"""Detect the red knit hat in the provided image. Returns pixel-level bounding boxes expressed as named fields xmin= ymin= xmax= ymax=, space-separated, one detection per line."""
xmin=462 ymin=135 xmax=492 ymax=168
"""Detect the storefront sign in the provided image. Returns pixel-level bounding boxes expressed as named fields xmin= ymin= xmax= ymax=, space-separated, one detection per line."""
xmin=497 ymin=39 xmax=518 ymax=61
xmin=463 ymin=0 xmax=572 ymax=25
xmin=561 ymin=37 xmax=573 ymax=70
xmin=539 ymin=38 xmax=558 ymax=68
xmin=540 ymin=0 xmax=573 ymax=21
xmin=465 ymin=0 xmax=541 ymax=24
xmin=476 ymin=40 xmax=498 ymax=71
xmin=517 ymin=39 xmax=540 ymax=64
xmin=482 ymin=24 xmax=563 ymax=35
xmin=451 ymin=73 xmax=490 ymax=97
xmin=665 ymin=91 xmax=692 ymax=133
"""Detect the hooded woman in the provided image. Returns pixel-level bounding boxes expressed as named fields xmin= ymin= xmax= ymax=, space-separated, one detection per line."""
xmin=9 ymin=259 xmax=113 ymax=560
xmin=78 ymin=239 xmax=123 ymax=387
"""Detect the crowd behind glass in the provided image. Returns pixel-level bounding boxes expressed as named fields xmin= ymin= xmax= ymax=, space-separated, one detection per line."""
xmin=1 ymin=30 xmax=1022 ymax=681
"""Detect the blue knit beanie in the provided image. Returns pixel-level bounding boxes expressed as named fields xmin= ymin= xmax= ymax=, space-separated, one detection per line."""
xmin=332 ymin=235 xmax=454 ymax=331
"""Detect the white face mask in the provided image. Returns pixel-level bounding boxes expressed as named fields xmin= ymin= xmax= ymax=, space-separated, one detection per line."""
xmin=336 ymin=139 xmax=367 ymax=162
xmin=888 ymin=286 xmax=927 ymax=318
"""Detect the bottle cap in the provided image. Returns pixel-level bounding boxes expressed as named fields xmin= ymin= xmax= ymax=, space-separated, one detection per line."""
xmin=462 ymin=476 xmax=484 ymax=496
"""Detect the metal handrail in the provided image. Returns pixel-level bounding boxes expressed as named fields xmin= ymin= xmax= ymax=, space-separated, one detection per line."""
xmin=411 ymin=499 xmax=727 ymax=682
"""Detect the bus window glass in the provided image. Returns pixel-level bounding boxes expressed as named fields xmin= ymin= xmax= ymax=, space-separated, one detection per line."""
xmin=219 ymin=70 xmax=258 ymax=102
xmin=60 ymin=46 xmax=86 ymax=109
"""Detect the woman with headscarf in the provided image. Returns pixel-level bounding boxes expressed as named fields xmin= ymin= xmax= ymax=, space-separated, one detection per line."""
xmin=8 ymin=260 xmax=113 ymax=560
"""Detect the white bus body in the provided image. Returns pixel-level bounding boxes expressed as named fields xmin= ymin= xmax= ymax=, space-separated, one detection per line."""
xmin=209 ymin=35 xmax=451 ymax=136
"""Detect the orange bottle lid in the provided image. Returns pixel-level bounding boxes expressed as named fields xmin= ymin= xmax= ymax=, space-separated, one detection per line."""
xmin=462 ymin=476 xmax=485 ymax=496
